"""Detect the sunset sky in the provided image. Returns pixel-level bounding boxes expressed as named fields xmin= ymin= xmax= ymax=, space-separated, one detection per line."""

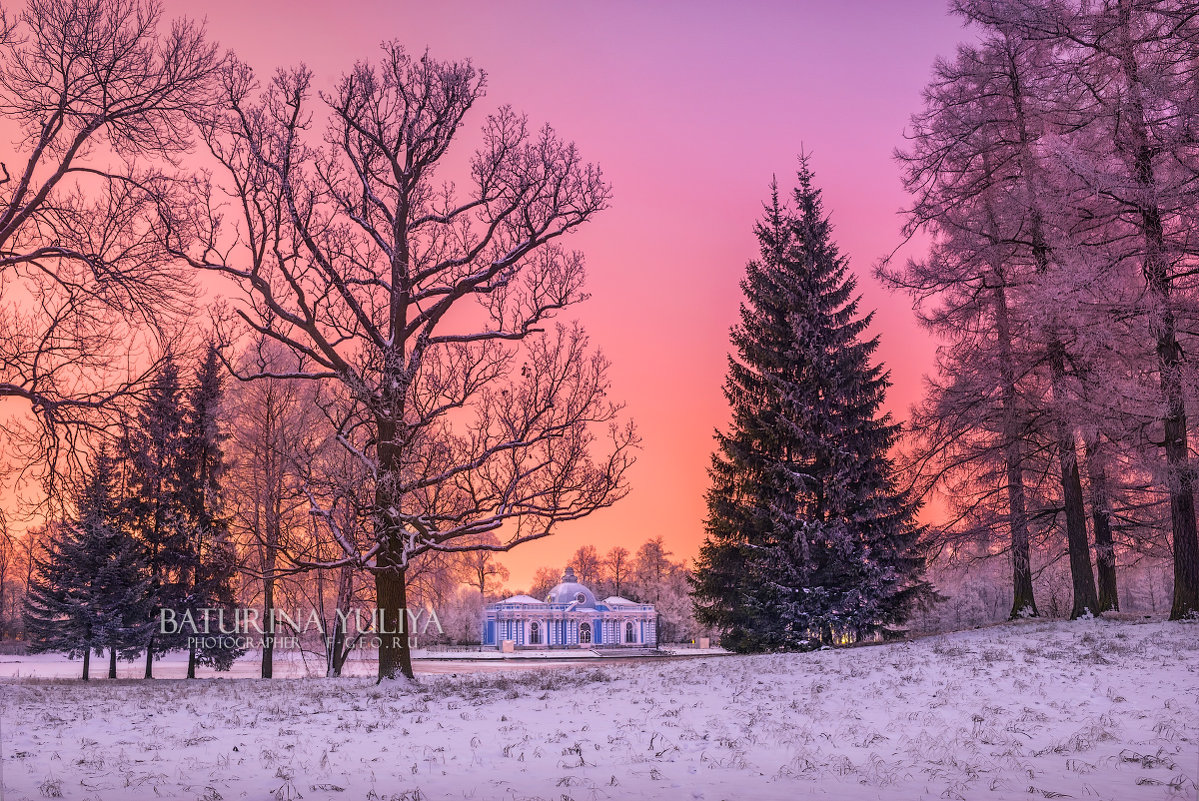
xmin=66 ymin=2 xmax=974 ymax=588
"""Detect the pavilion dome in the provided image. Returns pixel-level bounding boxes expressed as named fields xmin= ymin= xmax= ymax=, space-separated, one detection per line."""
xmin=545 ymin=567 xmax=597 ymax=607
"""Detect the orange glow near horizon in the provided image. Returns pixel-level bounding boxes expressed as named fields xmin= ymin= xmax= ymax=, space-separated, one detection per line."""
xmin=4 ymin=2 xmax=969 ymax=590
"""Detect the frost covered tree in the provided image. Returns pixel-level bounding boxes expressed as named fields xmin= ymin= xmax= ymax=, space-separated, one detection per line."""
xmin=570 ymin=545 xmax=603 ymax=586
xmin=23 ymin=447 xmax=149 ymax=679
xmin=624 ymin=538 xmax=694 ymax=642
xmin=170 ymin=47 xmax=637 ymax=679
xmin=693 ymin=163 xmax=932 ymax=651
xmin=629 ymin=537 xmax=676 ymax=605
xmin=603 ymin=545 xmax=632 ymax=597
xmin=887 ymin=24 xmax=1111 ymax=618
xmin=894 ymin=0 xmax=1199 ymax=621
xmin=1015 ymin=0 xmax=1199 ymax=620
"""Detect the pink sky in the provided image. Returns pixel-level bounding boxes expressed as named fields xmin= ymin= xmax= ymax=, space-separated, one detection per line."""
xmin=190 ymin=2 xmax=965 ymax=588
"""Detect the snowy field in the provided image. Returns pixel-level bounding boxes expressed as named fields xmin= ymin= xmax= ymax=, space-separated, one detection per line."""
xmin=3 ymin=619 xmax=1196 ymax=801
xmin=0 ymin=646 xmax=729 ymax=680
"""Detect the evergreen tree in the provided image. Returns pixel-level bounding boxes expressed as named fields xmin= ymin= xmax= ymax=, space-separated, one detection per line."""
xmin=125 ymin=354 xmax=192 ymax=678
xmin=180 ymin=344 xmax=242 ymax=676
xmin=692 ymin=161 xmax=932 ymax=651
xmin=23 ymin=448 xmax=149 ymax=679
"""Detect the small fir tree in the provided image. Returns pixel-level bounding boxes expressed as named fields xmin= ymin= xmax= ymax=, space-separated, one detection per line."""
xmin=23 ymin=448 xmax=150 ymax=679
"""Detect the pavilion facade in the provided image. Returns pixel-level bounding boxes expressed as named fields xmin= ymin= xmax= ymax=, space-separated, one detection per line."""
xmin=482 ymin=567 xmax=657 ymax=649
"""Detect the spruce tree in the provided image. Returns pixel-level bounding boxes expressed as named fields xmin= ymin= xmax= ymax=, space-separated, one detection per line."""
xmin=180 ymin=344 xmax=242 ymax=676
xmin=692 ymin=161 xmax=932 ymax=651
xmin=125 ymin=355 xmax=191 ymax=678
xmin=23 ymin=448 xmax=149 ymax=679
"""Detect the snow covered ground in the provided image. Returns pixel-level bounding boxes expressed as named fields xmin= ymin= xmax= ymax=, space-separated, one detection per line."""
xmin=3 ymin=618 xmax=1196 ymax=800
xmin=0 ymin=645 xmax=728 ymax=680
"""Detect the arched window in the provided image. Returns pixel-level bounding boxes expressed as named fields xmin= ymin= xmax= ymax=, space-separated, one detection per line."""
xmin=530 ymin=621 xmax=541 ymax=644
xmin=579 ymin=622 xmax=592 ymax=644
xmin=625 ymin=621 xmax=636 ymax=643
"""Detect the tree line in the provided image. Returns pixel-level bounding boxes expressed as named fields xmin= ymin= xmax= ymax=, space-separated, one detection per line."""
xmin=13 ymin=337 xmax=698 ymax=677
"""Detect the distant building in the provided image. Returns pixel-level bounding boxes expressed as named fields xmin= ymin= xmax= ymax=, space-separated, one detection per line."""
xmin=482 ymin=567 xmax=657 ymax=649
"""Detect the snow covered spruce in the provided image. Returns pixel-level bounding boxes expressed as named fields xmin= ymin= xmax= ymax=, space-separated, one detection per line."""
xmin=692 ymin=162 xmax=932 ymax=651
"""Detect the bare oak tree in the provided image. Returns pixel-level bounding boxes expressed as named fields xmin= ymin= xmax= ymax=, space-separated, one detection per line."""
xmin=171 ymin=47 xmax=636 ymax=679
xmin=0 ymin=0 xmax=218 ymax=494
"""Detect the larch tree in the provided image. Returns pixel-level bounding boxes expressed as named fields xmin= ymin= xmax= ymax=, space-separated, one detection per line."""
xmin=889 ymin=23 xmax=1109 ymax=618
xmin=988 ymin=25 xmax=1102 ymax=618
xmin=168 ymin=47 xmax=637 ymax=679
xmin=959 ymin=0 xmax=1199 ymax=619
xmin=693 ymin=164 xmax=932 ymax=651
xmin=1062 ymin=0 xmax=1199 ymax=619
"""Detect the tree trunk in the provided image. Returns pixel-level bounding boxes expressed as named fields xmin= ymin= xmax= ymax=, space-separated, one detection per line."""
xmin=375 ymin=548 xmax=413 ymax=680
xmin=82 ymin=647 xmax=90 ymax=681
xmin=327 ymin=614 xmax=346 ymax=678
xmin=1085 ymin=439 xmax=1119 ymax=612
xmin=187 ymin=522 xmax=203 ymax=681
xmin=144 ymin=634 xmax=154 ymax=679
xmin=1049 ymin=348 xmax=1099 ymax=619
xmin=1005 ymin=446 xmax=1037 ymax=618
xmin=328 ymin=565 xmax=355 ymax=677
xmin=261 ymin=576 xmax=274 ymax=678
xmin=260 ymin=472 xmax=281 ymax=678
xmin=1004 ymin=52 xmax=1098 ymax=619
xmin=108 ymin=647 xmax=117 ymax=679
xmin=1148 ymin=239 xmax=1199 ymax=619
xmin=1162 ymin=351 xmax=1199 ymax=619
xmin=375 ymin=402 xmax=414 ymax=680
xmin=988 ymin=231 xmax=1037 ymax=618
xmin=1115 ymin=0 xmax=1199 ymax=619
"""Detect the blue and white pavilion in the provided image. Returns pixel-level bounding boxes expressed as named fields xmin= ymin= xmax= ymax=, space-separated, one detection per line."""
xmin=482 ymin=567 xmax=657 ymax=649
